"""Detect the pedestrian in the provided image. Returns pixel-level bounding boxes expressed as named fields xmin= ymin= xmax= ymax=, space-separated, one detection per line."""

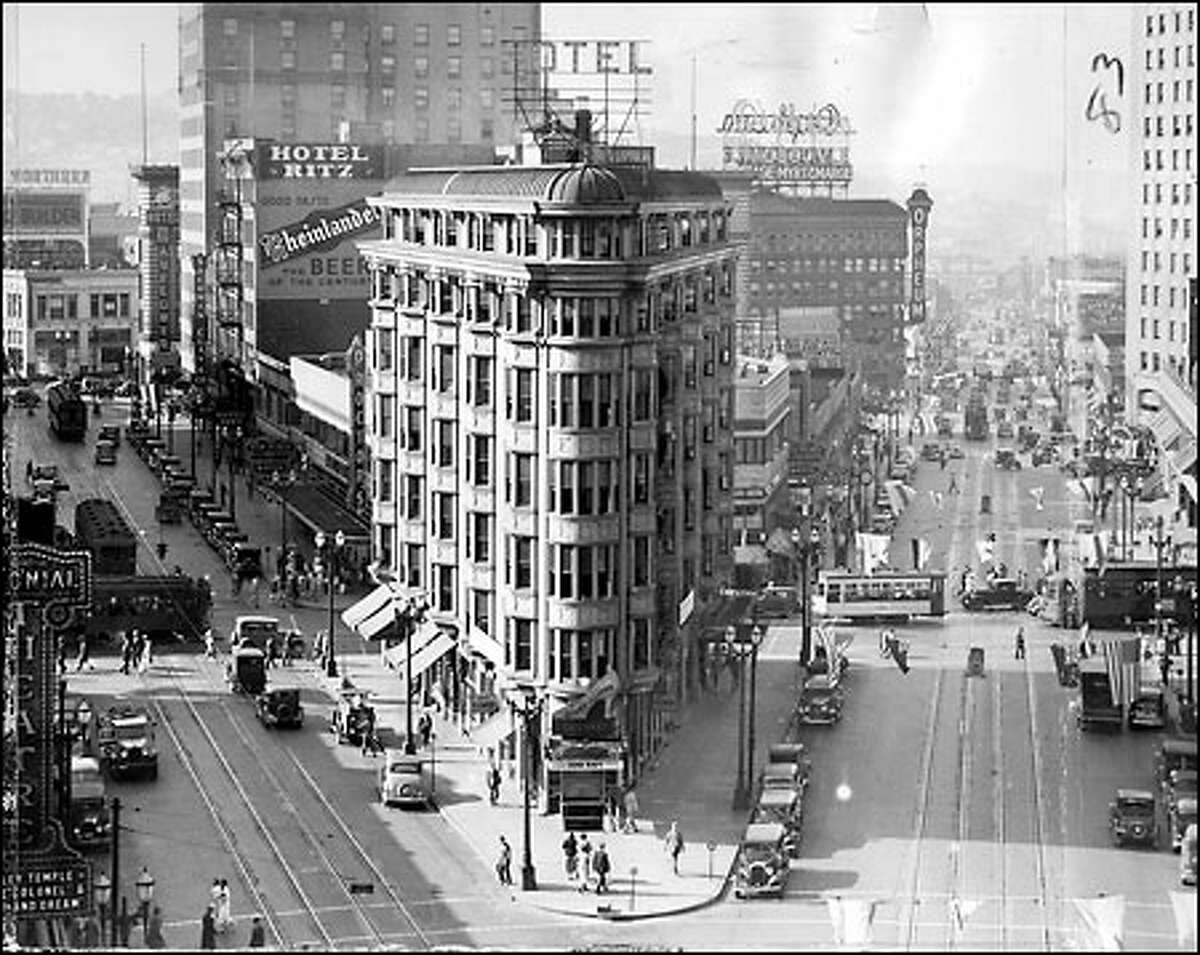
xmin=75 ymin=634 xmax=93 ymax=672
xmin=948 ymin=473 xmax=959 ymax=495
xmin=496 ymin=835 xmax=513 ymax=886
xmin=204 ymin=627 xmax=217 ymax=659
xmin=144 ymin=905 xmax=165 ymax=949
xmin=487 ymin=763 xmax=502 ymax=805
xmin=137 ymin=635 xmax=152 ymax=675
xmin=578 ymin=833 xmax=594 ymax=892
xmin=562 ymin=831 xmax=579 ymax=881
xmin=664 ymin=820 xmax=685 ymax=875
xmin=216 ymin=878 xmax=232 ymax=934
xmin=248 ymin=916 xmax=265 ymax=948
xmin=418 ymin=709 xmax=433 ymax=748
xmin=120 ymin=632 xmax=133 ymax=675
xmin=593 ymin=842 xmax=611 ymax=894
xmin=622 ymin=787 xmax=640 ymax=833
xmin=1160 ymin=653 xmax=1171 ymax=688
xmin=1014 ymin=626 xmax=1026 ymax=660
xmin=265 ymin=633 xmax=278 ymax=669
xmin=200 ymin=906 xmax=216 ymax=950
xmin=360 ymin=707 xmax=379 ymax=757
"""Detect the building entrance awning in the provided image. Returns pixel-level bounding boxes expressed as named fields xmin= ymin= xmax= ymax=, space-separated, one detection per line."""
xmin=384 ymin=624 xmax=455 ymax=682
xmin=341 ymin=583 xmax=395 ymax=632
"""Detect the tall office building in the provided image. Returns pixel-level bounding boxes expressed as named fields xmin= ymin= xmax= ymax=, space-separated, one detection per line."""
xmin=1125 ymin=5 xmax=1197 ymax=534
xmin=352 ymin=153 xmax=737 ymax=782
xmin=177 ymin=3 xmax=541 ymax=377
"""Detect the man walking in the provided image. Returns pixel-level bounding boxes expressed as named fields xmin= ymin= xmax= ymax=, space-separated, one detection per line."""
xmin=120 ymin=632 xmax=133 ymax=675
xmin=496 ymin=836 xmax=513 ymax=886
xmin=1014 ymin=626 xmax=1026 ymax=661
xmin=592 ymin=842 xmax=611 ymax=894
xmin=562 ymin=831 xmax=579 ymax=882
xmin=578 ymin=834 xmax=594 ymax=892
xmin=418 ymin=709 xmax=433 ymax=748
xmin=664 ymin=821 xmax=685 ymax=875
xmin=622 ymin=787 xmax=640 ymax=833
xmin=487 ymin=763 xmax=502 ymax=805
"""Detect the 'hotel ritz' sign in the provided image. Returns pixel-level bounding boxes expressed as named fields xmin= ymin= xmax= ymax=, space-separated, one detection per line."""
xmin=255 ymin=142 xmax=384 ymax=180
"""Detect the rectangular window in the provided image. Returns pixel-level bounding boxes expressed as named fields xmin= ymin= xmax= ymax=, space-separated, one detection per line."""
xmin=405 ymin=336 xmax=423 ymax=380
xmin=514 ymin=453 xmax=533 ymax=507
xmin=405 ymin=407 xmax=422 ymax=451
xmin=436 ymin=420 xmax=455 ymax=467
xmin=381 ymin=22 xmax=395 ymax=44
xmin=516 ymin=368 xmax=534 ymax=422
xmin=448 ymin=56 xmax=462 ymax=78
xmin=559 ymin=545 xmax=574 ymax=598
xmin=415 ymin=23 xmax=430 ymax=45
xmin=577 ymin=547 xmax=594 ymax=599
xmin=560 ymin=461 xmax=575 ymax=513
xmin=632 ymin=618 xmax=651 ymax=669
xmin=633 ymin=453 xmax=650 ymax=504
xmin=515 ymin=537 xmax=533 ymax=590
xmin=224 ymin=17 xmax=238 ymax=35
xmin=472 ymin=590 xmax=490 ymax=635
xmin=472 ymin=434 xmax=491 ymax=485
xmin=381 ymin=54 xmax=396 ymax=76
xmin=330 ymin=51 xmax=345 ymax=72
xmin=471 ymin=355 xmax=493 ymax=406
xmin=376 ymin=393 xmax=394 ymax=439
xmin=331 ymin=84 xmax=346 ymax=109
xmin=280 ymin=19 xmax=294 ymax=39
xmin=471 ymin=513 xmax=490 ymax=563
xmin=578 ymin=375 xmax=594 ymax=428
xmin=597 ymin=460 xmax=613 ymax=513
xmin=482 ymin=25 xmax=495 ymax=46
xmin=481 ymin=87 xmax=495 ymax=110
xmin=415 ymin=56 xmax=429 ymax=78
xmin=448 ymin=24 xmax=462 ymax=46
xmin=436 ymin=345 xmax=455 ymax=393
xmin=406 ymin=476 xmax=423 ymax=520
xmin=578 ymin=461 xmax=594 ymax=515
xmin=510 ymin=618 xmax=533 ymax=672
xmin=415 ymin=86 xmax=429 ymax=110
xmin=281 ymin=50 xmax=295 ymax=70
xmin=436 ymin=564 xmax=454 ymax=613
xmin=633 ymin=536 xmax=650 ymax=586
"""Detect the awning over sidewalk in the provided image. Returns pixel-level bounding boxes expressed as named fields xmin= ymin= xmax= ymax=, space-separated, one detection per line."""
xmin=383 ymin=624 xmax=455 ymax=682
xmin=341 ymin=583 xmax=394 ymax=631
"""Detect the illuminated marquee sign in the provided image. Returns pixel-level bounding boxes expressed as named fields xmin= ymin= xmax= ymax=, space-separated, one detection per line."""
xmin=258 ymin=198 xmax=381 ymax=269
xmin=346 ymin=334 xmax=368 ymax=517
xmin=192 ymin=253 xmax=209 ymax=379
xmin=719 ymin=101 xmax=854 ymax=189
xmin=255 ymin=142 xmax=384 ymax=180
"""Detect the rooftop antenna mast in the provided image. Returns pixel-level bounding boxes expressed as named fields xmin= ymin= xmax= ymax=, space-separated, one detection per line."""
xmin=140 ymin=42 xmax=148 ymax=164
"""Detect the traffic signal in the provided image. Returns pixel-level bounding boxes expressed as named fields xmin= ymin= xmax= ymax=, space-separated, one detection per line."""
xmin=155 ymin=541 xmax=168 ymax=560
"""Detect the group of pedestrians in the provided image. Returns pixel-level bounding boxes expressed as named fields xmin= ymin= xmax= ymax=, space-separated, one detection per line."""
xmin=557 ymin=832 xmax=614 ymax=893
xmin=199 ymin=878 xmax=264 ymax=949
xmin=120 ymin=629 xmax=153 ymax=676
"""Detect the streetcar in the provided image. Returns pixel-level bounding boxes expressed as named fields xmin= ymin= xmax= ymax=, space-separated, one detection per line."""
xmin=815 ymin=570 xmax=947 ymax=621
xmin=47 ymin=381 xmax=88 ymax=441
xmin=1037 ymin=563 xmax=1197 ymax=629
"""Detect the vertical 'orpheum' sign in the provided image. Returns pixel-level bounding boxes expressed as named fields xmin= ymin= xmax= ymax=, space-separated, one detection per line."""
xmin=906 ymin=188 xmax=933 ymax=325
xmin=346 ymin=334 xmax=368 ymax=518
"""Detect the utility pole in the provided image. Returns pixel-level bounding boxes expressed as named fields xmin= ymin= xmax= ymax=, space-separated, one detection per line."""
xmin=110 ymin=796 xmax=121 ymax=949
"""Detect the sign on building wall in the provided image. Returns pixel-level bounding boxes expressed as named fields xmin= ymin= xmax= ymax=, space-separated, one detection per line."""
xmin=346 ymin=334 xmax=368 ymax=517
xmin=2 ymin=191 xmax=87 ymax=234
xmin=254 ymin=142 xmax=384 ymax=181
xmin=718 ymin=101 xmax=854 ymax=190
xmin=254 ymin=152 xmax=385 ymax=301
xmin=192 ymin=253 xmax=209 ymax=380
xmin=906 ymin=189 xmax=933 ymax=326
xmin=141 ymin=178 xmax=180 ymax=346
xmin=6 ymin=169 xmax=90 ymax=188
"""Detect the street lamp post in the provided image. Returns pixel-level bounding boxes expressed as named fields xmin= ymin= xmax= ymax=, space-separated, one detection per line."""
xmin=166 ymin=402 xmax=177 ymax=455
xmin=93 ymin=872 xmax=111 ymax=944
xmin=314 ymin=530 xmax=345 ymax=678
xmin=731 ymin=624 xmax=750 ymax=810
xmin=509 ymin=691 xmax=543 ymax=890
xmin=746 ymin=622 xmax=764 ymax=806
xmin=134 ymin=866 xmax=155 ymax=935
xmin=400 ymin=596 xmax=429 ymax=755
xmin=271 ymin=468 xmax=298 ymax=596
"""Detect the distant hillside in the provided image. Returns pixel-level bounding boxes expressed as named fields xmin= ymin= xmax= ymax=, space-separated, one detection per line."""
xmin=4 ymin=90 xmax=178 ymax=204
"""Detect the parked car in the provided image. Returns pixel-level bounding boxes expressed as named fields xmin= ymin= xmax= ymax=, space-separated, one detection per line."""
xmin=1109 ymin=789 xmax=1158 ymax=847
xmin=12 ymin=388 xmax=41 ymax=408
xmin=1168 ymin=797 xmax=1197 ymax=853
xmin=378 ymin=750 xmax=432 ymax=808
xmin=994 ymin=448 xmax=1022 ymax=471
xmin=943 ymin=444 xmax=964 ymax=460
xmin=1157 ymin=738 xmax=1198 ymax=791
xmin=1128 ymin=689 xmax=1167 ymax=730
xmin=733 ymin=823 xmax=790 ymax=899
xmin=30 ymin=462 xmax=69 ymax=492
xmin=1182 ymin=823 xmax=1198 ymax=885
xmin=796 ymin=675 xmax=844 ymax=725
xmin=752 ymin=788 xmax=803 ymax=858
xmin=961 ymin=578 xmax=1035 ymax=611
xmin=331 ymin=690 xmax=374 ymax=746
xmin=97 ymin=423 xmax=121 ymax=448
xmin=920 ymin=441 xmax=943 ymax=462
xmin=996 ymin=420 xmax=1015 ymax=439
xmin=94 ymin=439 xmax=117 ymax=466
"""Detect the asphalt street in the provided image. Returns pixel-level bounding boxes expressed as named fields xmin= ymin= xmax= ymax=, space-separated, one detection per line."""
xmin=10 ymin=385 xmax=1194 ymax=951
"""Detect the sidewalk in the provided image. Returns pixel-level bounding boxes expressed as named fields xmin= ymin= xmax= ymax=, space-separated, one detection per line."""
xmin=331 ymin=649 xmax=806 ymax=921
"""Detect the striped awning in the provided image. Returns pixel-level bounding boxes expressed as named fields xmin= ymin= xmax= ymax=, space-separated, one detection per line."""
xmin=341 ymin=584 xmax=395 ymax=631
xmin=383 ymin=624 xmax=455 ymax=682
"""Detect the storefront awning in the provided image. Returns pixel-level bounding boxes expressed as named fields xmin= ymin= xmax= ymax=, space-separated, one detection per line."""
xmin=341 ymin=583 xmax=395 ymax=631
xmin=359 ymin=605 xmax=402 ymax=641
xmin=384 ymin=625 xmax=455 ymax=682
xmin=468 ymin=708 xmax=515 ymax=750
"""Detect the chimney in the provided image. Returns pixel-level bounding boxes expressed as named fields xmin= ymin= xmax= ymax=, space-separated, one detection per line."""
xmin=574 ymin=110 xmax=592 ymax=145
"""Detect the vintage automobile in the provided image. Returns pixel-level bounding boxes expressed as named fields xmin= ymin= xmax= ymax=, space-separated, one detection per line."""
xmin=256 ymin=688 xmax=305 ymax=729
xmin=1157 ymin=738 xmax=1198 ymax=791
xmin=1031 ymin=443 xmax=1058 ymax=467
xmin=1168 ymin=796 xmax=1197 ymax=853
xmin=1167 ymin=769 xmax=1198 ymax=810
xmin=768 ymin=742 xmax=810 ymax=769
xmin=943 ymin=443 xmax=965 ymax=460
xmin=1128 ymin=689 xmax=1167 ymax=730
xmin=994 ymin=447 xmax=1021 ymax=470
xmin=30 ymin=462 xmax=70 ymax=492
xmin=378 ymin=750 xmax=433 ymax=808
xmin=920 ymin=441 xmax=944 ymax=462
xmin=68 ymin=756 xmax=112 ymax=851
xmin=226 ymin=645 xmax=267 ymax=695
xmin=961 ymin=578 xmax=1035 ymax=612
xmin=733 ymin=822 xmax=790 ymax=899
xmin=230 ymin=615 xmax=280 ymax=651
xmin=331 ymin=690 xmax=375 ymax=746
xmin=1109 ymin=789 xmax=1158 ymax=847
xmin=936 ymin=416 xmax=954 ymax=438
xmin=760 ymin=760 xmax=809 ymax=797
xmin=94 ymin=439 xmax=118 ymax=466
xmin=752 ymin=788 xmax=803 ymax=857
xmin=996 ymin=420 xmax=1015 ymax=440
xmin=96 ymin=705 xmax=159 ymax=780
xmin=1182 ymin=823 xmax=1198 ymax=885
xmin=754 ymin=584 xmax=798 ymax=619
xmin=797 ymin=675 xmax=844 ymax=725
xmin=11 ymin=387 xmax=41 ymax=408
xmin=98 ymin=423 xmax=121 ymax=448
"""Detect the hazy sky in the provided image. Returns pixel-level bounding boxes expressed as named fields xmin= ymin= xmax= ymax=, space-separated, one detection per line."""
xmin=7 ymin=3 xmax=1135 ymax=246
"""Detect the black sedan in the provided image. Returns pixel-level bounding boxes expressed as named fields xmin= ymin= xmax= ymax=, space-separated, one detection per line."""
xmin=961 ymin=579 xmax=1036 ymax=612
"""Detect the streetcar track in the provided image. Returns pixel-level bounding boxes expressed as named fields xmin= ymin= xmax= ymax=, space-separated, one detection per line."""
xmin=992 ymin=660 xmax=1007 ymax=953
xmin=149 ymin=695 xmax=286 ymax=946
xmin=215 ymin=695 xmax=432 ymax=950
xmin=162 ymin=685 xmax=334 ymax=949
xmin=1022 ymin=658 xmax=1053 ymax=951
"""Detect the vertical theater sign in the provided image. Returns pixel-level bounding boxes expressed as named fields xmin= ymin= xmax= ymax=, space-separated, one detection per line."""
xmin=906 ymin=188 xmax=933 ymax=325
xmin=4 ymin=543 xmax=94 ymax=924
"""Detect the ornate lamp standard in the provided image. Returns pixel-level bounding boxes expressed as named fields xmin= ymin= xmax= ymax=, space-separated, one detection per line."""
xmin=745 ymin=621 xmax=765 ymax=807
xmin=793 ymin=525 xmax=822 ymax=668
xmin=314 ymin=530 xmax=345 ymax=678
xmin=93 ymin=872 xmax=112 ymax=944
xmin=134 ymin=867 xmax=155 ymax=934
xmin=269 ymin=467 xmax=301 ymax=596
xmin=509 ymin=690 xmax=544 ymax=890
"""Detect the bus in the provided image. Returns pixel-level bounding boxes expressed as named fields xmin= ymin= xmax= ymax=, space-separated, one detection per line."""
xmin=964 ymin=400 xmax=988 ymax=441
xmin=47 ymin=382 xmax=87 ymax=441
xmin=816 ymin=570 xmax=948 ymax=622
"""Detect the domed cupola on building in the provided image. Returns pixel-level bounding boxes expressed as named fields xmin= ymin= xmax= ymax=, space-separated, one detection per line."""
xmin=544 ymin=165 xmax=626 ymax=205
